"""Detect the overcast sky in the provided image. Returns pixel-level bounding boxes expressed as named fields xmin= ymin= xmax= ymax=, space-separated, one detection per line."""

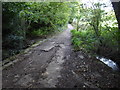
xmin=81 ymin=0 xmax=113 ymax=12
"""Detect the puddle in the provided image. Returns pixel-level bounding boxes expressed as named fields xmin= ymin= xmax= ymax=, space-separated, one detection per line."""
xmin=68 ymin=24 xmax=74 ymax=30
xmin=96 ymin=56 xmax=119 ymax=71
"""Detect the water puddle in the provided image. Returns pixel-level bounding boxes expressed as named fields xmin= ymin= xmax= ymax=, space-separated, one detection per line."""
xmin=96 ymin=56 xmax=119 ymax=71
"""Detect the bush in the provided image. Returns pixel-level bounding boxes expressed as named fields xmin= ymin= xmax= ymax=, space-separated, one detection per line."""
xmin=71 ymin=29 xmax=97 ymax=52
xmin=71 ymin=26 xmax=119 ymax=56
xmin=31 ymin=29 xmax=48 ymax=37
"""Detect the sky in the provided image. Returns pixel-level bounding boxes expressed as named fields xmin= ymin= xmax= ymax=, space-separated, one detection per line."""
xmin=81 ymin=0 xmax=113 ymax=12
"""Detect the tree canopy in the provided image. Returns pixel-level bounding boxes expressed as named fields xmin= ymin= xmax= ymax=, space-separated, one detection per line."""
xmin=2 ymin=1 xmax=120 ymax=62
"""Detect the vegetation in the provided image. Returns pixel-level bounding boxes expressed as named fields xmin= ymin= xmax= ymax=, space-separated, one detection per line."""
xmin=2 ymin=1 xmax=120 ymax=62
xmin=71 ymin=2 xmax=120 ymax=61
xmin=2 ymin=2 xmax=72 ymax=59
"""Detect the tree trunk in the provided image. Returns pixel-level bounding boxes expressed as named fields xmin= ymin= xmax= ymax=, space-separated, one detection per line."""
xmin=76 ymin=18 xmax=79 ymax=31
xmin=111 ymin=1 xmax=120 ymax=53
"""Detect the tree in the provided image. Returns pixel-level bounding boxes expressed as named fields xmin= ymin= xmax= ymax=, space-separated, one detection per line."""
xmin=111 ymin=1 xmax=120 ymax=53
xmin=89 ymin=3 xmax=105 ymax=45
xmin=2 ymin=2 xmax=72 ymax=59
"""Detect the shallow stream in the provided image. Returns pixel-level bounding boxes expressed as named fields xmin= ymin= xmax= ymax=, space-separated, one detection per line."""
xmin=96 ymin=56 xmax=119 ymax=71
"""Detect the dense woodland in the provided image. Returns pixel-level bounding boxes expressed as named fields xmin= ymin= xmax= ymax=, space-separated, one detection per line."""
xmin=2 ymin=2 xmax=72 ymax=59
xmin=2 ymin=2 xmax=120 ymax=64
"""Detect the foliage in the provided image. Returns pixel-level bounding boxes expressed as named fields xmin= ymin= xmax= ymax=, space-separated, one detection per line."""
xmin=3 ymin=1 xmax=120 ymax=60
xmin=71 ymin=2 xmax=119 ymax=58
xmin=71 ymin=29 xmax=96 ymax=51
xmin=71 ymin=26 xmax=118 ymax=53
xmin=2 ymin=2 xmax=72 ymax=59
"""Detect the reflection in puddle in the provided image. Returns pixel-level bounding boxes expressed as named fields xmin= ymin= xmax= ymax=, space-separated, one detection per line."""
xmin=96 ymin=56 xmax=119 ymax=71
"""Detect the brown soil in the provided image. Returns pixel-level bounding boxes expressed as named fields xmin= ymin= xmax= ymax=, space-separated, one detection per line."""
xmin=2 ymin=24 xmax=120 ymax=89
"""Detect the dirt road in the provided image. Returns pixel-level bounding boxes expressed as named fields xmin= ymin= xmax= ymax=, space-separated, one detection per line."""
xmin=2 ymin=24 xmax=120 ymax=88
xmin=3 ymin=24 xmax=73 ymax=88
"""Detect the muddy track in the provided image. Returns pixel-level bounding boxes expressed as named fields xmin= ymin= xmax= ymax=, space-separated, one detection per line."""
xmin=2 ymin=24 xmax=74 ymax=88
xmin=2 ymin=24 xmax=120 ymax=89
